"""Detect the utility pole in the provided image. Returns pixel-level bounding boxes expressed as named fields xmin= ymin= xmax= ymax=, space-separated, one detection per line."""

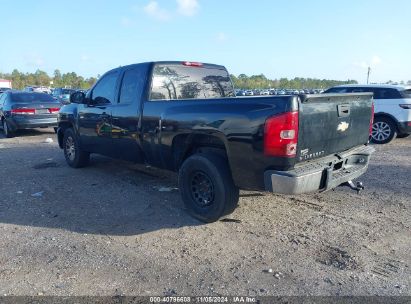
xmin=367 ymin=67 xmax=371 ymax=84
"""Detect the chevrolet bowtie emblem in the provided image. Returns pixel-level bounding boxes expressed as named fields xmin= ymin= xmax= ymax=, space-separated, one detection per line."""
xmin=337 ymin=121 xmax=349 ymax=132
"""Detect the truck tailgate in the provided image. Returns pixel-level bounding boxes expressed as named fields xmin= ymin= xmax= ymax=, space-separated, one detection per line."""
xmin=297 ymin=93 xmax=373 ymax=162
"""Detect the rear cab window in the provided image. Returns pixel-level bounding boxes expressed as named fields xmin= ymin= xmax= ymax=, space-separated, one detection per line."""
xmin=149 ymin=62 xmax=234 ymax=101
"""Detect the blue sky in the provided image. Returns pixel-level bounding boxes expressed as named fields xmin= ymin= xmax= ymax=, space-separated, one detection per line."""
xmin=1 ymin=0 xmax=410 ymax=83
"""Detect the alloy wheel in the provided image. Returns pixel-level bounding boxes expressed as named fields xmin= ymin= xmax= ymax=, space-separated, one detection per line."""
xmin=65 ymin=136 xmax=76 ymax=161
xmin=372 ymin=121 xmax=391 ymax=142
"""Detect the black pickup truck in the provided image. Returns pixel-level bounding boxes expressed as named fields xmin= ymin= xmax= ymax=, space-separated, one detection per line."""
xmin=57 ymin=61 xmax=375 ymax=222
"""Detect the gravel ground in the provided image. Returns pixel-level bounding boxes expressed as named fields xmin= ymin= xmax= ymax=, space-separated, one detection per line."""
xmin=0 ymin=129 xmax=410 ymax=297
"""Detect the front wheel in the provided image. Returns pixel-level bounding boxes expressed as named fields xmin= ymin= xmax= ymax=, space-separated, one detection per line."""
xmin=63 ymin=128 xmax=90 ymax=168
xmin=179 ymin=153 xmax=239 ymax=223
xmin=371 ymin=117 xmax=397 ymax=144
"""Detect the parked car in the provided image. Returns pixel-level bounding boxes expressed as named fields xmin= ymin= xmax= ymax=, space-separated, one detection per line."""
xmin=235 ymin=90 xmax=246 ymax=96
xmin=57 ymin=61 xmax=374 ymax=222
xmin=24 ymin=86 xmax=52 ymax=94
xmin=0 ymin=91 xmax=61 ymax=137
xmin=0 ymin=87 xmax=11 ymax=94
xmin=260 ymin=90 xmax=270 ymax=95
xmin=52 ymin=88 xmax=76 ymax=104
xmin=244 ymin=90 xmax=254 ymax=96
xmin=323 ymin=84 xmax=411 ymax=144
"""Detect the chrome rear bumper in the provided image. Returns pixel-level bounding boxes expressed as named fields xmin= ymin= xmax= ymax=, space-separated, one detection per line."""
xmin=264 ymin=145 xmax=375 ymax=194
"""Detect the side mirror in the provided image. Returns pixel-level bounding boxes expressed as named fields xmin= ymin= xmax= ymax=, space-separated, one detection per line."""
xmin=70 ymin=91 xmax=86 ymax=104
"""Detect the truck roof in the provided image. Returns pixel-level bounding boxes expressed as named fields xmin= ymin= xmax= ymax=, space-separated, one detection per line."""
xmin=105 ymin=61 xmax=227 ymax=74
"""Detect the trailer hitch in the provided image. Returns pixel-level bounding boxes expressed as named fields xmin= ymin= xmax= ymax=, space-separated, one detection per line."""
xmin=342 ymin=180 xmax=364 ymax=194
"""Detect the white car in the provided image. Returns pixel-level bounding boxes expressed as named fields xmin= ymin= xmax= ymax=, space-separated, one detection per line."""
xmin=323 ymin=84 xmax=411 ymax=144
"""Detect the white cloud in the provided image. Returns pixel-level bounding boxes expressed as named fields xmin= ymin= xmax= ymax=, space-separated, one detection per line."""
xmin=143 ymin=1 xmax=171 ymax=21
xmin=353 ymin=55 xmax=382 ymax=69
xmin=120 ymin=16 xmax=134 ymax=27
xmin=371 ymin=55 xmax=382 ymax=67
xmin=216 ymin=32 xmax=227 ymax=42
xmin=177 ymin=0 xmax=199 ymax=16
xmin=80 ymin=54 xmax=90 ymax=62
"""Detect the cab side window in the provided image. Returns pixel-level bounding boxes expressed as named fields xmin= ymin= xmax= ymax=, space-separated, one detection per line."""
xmin=91 ymin=71 xmax=119 ymax=105
xmin=119 ymin=68 xmax=146 ymax=104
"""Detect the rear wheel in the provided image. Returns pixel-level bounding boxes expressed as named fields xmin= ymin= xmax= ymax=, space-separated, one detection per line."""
xmin=179 ymin=152 xmax=239 ymax=223
xmin=371 ymin=117 xmax=397 ymax=144
xmin=63 ymin=128 xmax=90 ymax=168
xmin=2 ymin=119 xmax=14 ymax=138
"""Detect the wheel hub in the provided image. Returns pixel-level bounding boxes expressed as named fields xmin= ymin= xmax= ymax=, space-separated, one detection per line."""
xmin=191 ymin=171 xmax=215 ymax=207
xmin=65 ymin=136 xmax=76 ymax=161
xmin=372 ymin=122 xmax=391 ymax=142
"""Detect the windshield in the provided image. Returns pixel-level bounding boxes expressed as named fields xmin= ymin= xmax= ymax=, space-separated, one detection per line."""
xmin=11 ymin=93 xmax=57 ymax=103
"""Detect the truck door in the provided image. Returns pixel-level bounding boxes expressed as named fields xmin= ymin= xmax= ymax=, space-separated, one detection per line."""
xmin=110 ymin=66 xmax=148 ymax=162
xmin=78 ymin=70 xmax=120 ymax=154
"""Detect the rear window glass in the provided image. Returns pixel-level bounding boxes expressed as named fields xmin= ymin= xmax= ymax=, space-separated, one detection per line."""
xmin=401 ymin=89 xmax=411 ymax=98
xmin=150 ymin=64 xmax=234 ymax=100
xmin=11 ymin=93 xmax=57 ymax=103
xmin=323 ymin=87 xmax=350 ymax=93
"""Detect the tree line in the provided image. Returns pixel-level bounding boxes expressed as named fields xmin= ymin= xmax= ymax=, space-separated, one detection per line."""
xmin=0 ymin=69 xmax=98 ymax=90
xmin=2 ymin=69 xmax=409 ymax=91
xmin=230 ymin=74 xmax=358 ymax=90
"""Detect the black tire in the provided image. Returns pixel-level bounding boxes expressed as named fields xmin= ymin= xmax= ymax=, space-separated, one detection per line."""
xmin=63 ymin=128 xmax=90 ymax=168
xmin=371 ymin=117 xmax=397 ymax=144
xmin=397 ymin=133 xmax=410 ymax=139
xmin=178 ymin=153 xmax=239 ymax=223
xmin=2 ymin=119 xmax=14 ymax=138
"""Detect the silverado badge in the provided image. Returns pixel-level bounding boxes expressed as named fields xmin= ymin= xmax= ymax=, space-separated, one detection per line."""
xmin=337 ymin=121 xmax=349 ymax=132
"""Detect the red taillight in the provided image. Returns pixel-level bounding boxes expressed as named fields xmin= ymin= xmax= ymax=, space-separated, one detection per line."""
xmin=369 ymin=102 xmax=374 ymax=135
xmin=264 ymin=111 xmax=299 ymax=157
xmin=48 ymin=108 xmax=60 ymax=114
xmin=182 ymin=61 xmax=203 ymax=67
xmin=11 ymin=108 xmax=35 ymax=115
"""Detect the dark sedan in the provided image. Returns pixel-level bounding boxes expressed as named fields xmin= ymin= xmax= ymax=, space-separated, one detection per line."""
xmin=0 ymin=91 xmax=61 ymax=137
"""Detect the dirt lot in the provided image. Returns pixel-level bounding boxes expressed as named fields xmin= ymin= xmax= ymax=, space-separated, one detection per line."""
xmin=0 ymin=129 xmax=410 ymax=297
